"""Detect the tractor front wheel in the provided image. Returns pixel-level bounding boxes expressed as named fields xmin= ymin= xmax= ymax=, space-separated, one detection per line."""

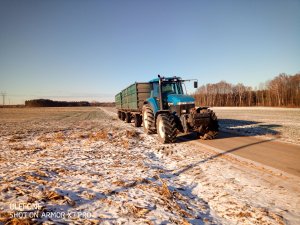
xmin=156 ymin=114 xmax=177 ymax=143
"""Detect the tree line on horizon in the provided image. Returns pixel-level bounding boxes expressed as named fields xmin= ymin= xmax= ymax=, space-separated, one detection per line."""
xmin=194 ymin=73 xmax=300 ymax=107
xmin=24 ymin=99 xmax=116 ymax=107
xmin=25 ymin=99 xmax=90 ymax=107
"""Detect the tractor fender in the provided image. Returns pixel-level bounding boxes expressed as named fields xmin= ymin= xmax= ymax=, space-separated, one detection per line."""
xmin=144 ymin=98 xmax=160 ymax=115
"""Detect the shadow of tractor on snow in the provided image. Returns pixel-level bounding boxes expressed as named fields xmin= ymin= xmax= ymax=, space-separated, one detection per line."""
xmin=176 ymin=118 xmax=281 ymax=143
xmin=218 ymin=119 xmax=281 ymax=137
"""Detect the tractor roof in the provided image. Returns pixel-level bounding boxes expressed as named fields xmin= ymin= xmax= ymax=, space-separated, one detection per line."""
xmin=149 ymin=76 xmax=182 ymax=83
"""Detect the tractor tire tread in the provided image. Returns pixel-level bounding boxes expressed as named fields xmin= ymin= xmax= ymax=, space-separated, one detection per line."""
xmin=142 ymin=105 xmax=156 ymax=134
xmin=158 ymin=114 xmax=177 ymax=143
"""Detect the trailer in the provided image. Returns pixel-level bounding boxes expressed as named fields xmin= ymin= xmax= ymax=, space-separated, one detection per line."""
xmin=116 ymin=82 xmax=151 ymax=127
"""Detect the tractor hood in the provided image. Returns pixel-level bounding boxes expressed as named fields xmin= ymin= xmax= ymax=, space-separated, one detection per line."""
xmin=167 ymin=94 xmax=195 ymax=106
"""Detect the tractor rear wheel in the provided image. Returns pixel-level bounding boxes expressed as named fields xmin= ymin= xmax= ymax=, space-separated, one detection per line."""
xmin=156 ymin=114 xmax=177 ymax=143
xmin=142 ymin=104 xmax=156 ymax=134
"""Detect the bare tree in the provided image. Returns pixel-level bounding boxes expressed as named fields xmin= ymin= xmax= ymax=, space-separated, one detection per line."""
xmin=194 ymin=72 xmax=300 ymax=107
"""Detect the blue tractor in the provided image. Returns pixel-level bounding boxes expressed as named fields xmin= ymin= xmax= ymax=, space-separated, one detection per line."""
xmin=116 ymin=75 xmax=218 ymax=143
xmin=142 ymin=75 xmax=218 ymax=143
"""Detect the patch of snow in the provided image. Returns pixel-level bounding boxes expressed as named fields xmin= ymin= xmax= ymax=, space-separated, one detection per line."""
xmin=211 ymin=107 xmax=300 ymax=145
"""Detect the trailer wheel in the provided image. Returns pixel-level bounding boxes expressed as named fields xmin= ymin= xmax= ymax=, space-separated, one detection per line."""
xmin=156 ymin=114 xmax=177 ymax=143
xmin=134 ymin=114 xmax=142 ymax=127
xmin=117 ymin=111 xmax=122 ymax=120
xmin=142 ymin=104 xmax=156 ymax=134
xmin=121 ymin=112 xmax=126 ymax=121
xmin=125 ymin=112 xmax=131 ymax=123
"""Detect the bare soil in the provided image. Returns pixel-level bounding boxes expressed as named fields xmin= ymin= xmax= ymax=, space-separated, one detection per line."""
xmin=0 ymin=107 xmax=299 ymax=225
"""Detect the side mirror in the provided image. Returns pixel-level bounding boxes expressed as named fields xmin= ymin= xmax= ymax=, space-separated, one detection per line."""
xmin=194 ymin=81 xmax=198 ymax=88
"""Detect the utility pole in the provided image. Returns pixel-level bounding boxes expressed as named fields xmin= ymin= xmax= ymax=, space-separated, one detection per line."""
xmin=1 ymin=92 xmax=6 ymax=106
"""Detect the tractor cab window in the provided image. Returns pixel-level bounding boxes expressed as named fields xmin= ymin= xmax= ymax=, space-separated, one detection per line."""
xmin=151 ymin=83 xmax=159 ymax=98
xmin=162 ymin=82 xmax=183 ymax=95
xmin=151 ymin=81 xmax=183 ymax=98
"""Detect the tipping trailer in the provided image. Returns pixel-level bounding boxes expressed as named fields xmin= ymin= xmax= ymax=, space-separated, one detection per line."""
xmin=115 ymin=75 xmax=219 ymax=143
xmin=115 ymin=82 xmax=151 ymax=127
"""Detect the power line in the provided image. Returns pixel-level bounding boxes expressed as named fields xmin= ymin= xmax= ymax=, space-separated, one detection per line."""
xmin=1 ymin=92 xmax=7 ymax=106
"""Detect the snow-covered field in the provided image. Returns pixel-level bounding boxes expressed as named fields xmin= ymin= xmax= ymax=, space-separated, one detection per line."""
xmin=0 ymin=107 xmax=299 ymax=225
xmin=211 ymin=107 xmax=300 ymax=145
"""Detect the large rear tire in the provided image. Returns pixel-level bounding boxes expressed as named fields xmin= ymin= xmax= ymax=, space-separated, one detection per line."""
xmin=156 ymin=114 xmax=177 ymax=143
xmin=142 ymin=104 xmax=156 ymax=134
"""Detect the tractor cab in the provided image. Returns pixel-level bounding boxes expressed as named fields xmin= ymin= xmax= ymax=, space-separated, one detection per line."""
xmin=148 ymin=76 xmax=197 ymax=116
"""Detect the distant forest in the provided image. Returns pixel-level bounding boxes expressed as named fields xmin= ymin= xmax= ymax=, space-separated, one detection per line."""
xmin=194 ymin=73 xmax=300 ymax=107
xmin=25 ymin=99 xmax=115 ymax=107
xmin=25 ymin=99 xmax=90 ymax=107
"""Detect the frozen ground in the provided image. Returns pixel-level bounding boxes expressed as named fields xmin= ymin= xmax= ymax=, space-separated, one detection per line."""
xmin=0 ymin=107 xmax=299 ymax=225
xmin=211 ymin=107 xmax=300 ymax=145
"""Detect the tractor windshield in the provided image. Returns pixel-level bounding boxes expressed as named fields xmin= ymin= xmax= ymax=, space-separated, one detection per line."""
xmin=151 ymin=81 xmax=184 ymax=98
xmin=162 ymin=82 xmax=183 ymax=95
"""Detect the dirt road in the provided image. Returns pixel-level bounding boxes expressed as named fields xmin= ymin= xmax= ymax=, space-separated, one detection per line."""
xmin=181 ymin=132 xmax=300 ymax=177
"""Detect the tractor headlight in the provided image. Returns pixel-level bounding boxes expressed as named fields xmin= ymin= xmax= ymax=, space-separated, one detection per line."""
xmin=177 ymin=101 xmax=195 ymax=105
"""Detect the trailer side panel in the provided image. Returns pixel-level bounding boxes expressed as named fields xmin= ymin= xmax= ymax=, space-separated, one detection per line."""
xmin=115 ymin=82 xmax=151 ymax=112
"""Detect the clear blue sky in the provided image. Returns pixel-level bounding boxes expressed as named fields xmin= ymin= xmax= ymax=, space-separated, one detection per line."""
xmin=0 ymin=0 xmax=299 ymax=104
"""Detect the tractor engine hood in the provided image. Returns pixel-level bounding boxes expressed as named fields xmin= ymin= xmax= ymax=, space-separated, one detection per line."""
xmin=167 ymin=94 xmax=195 ymax=106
